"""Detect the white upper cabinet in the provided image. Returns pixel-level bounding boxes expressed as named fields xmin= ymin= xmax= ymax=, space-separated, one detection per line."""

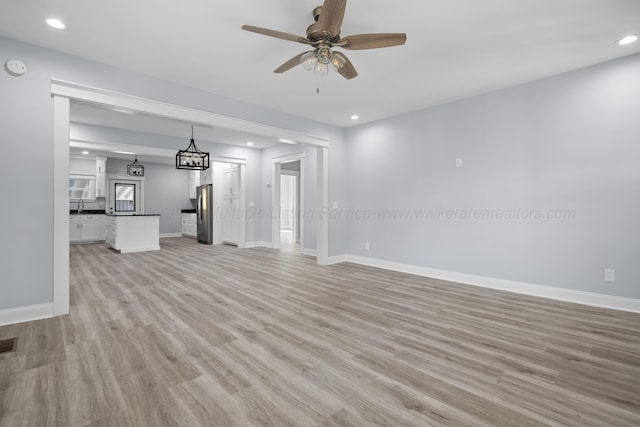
xmin=96 ymin=156 xmax=106 ymax=198
xmin=188 ymin=170 xmax=200 ymax=199
xmin=200 ymin=168 xmax=212 ymax=185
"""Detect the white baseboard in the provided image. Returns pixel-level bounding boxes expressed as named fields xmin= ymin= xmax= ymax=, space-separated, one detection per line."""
xmin=119 ymin=246 xmax=161 ymax=253
xmin=342 ymin=255 xmax=640 ymax=314
xmin=244 ymin=241 xmax=271 ymax=249
xmin=160 ymin=233 xmax=182 ymax=238
xmin=302 ymin=248 xmax=317 ymax=257
xmin=328 ymin=254 xmax=348 ymax=265
xmin=0 ymin=303 xmax=54 ymax=327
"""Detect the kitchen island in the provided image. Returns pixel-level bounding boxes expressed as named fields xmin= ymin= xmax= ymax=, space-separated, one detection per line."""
xmin=105 ymin=214 xmax=160 ymax=253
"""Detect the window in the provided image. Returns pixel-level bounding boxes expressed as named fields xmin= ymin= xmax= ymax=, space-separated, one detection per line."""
xmin=69 ymin=175 xmax=96 ymax=200
xmin=114 ymin=183 xmax=136 ymax=212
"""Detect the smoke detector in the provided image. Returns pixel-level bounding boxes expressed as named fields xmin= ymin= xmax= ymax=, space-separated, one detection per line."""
xmin=5 ymin=59 xmax=27 ymax=76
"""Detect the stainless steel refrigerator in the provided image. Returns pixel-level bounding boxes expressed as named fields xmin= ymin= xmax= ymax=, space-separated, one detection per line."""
xmin=196 ymin=184 xmax=213 ymax=244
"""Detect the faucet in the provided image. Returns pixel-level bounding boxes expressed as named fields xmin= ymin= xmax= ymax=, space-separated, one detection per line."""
xmin=77 ymin=199 xmax=84 ymax=214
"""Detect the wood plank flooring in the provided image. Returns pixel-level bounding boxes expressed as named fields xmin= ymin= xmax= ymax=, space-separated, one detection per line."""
xmin=1 ymin=237 xmax=639 ymax=426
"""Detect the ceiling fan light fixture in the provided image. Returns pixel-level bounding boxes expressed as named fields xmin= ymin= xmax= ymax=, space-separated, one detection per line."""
xmin=317 ymin=46 xmax=333 ymax=64
xmin=301 ymin=51 xmax=317 ymax=70
xmin=242 ymin=1 xmax=407 ymax=82
xmin=314 ymin=61 xmax=330 ymax=76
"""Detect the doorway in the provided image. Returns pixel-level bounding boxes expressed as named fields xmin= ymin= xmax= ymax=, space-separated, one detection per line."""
xmin=272 ymin=154 xmax=305 ymax=253
xmin=52 ymin=81 xmax=329 ymax=318
xmin=280 ymin=161 xmax=300 ymax=250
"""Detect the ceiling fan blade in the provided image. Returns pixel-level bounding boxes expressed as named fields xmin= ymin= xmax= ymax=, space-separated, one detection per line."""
xmin=339 ymin=33 xmax=407 ymax=50
xmin=332 ymin=52 xmax=358 ymax=80
xmin=316 ymin=0 xmax=347 ymax=37
xmin=274 ymin=52 xmax=308 ymax=73
xmin=242 ymin=25 xmax=310 ymax=44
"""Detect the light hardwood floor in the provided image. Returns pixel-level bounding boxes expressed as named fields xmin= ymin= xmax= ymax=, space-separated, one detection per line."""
xmin=1 ymin=237 xmax=639 ymax=426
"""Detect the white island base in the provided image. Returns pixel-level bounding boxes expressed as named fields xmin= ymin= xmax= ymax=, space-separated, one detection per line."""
xmin=105 ymin=214 xmax=161 ymax=253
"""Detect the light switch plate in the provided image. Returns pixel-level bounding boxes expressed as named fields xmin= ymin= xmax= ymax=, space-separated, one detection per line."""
xmin=455 ymin=158 xmax=463 ymax=168
xmin=604 ymin=269 xmax=615 ymax=282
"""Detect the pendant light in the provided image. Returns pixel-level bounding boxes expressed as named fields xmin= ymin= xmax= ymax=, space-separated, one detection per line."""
xmin=127 ymin=155 xmax=144 ymax=176
xmin=176 ymin=125 xmax=210 ymax=170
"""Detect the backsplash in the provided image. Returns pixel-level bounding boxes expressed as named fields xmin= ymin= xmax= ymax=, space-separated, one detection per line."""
xmin=69 ymin=197 xmax=106 ymax=211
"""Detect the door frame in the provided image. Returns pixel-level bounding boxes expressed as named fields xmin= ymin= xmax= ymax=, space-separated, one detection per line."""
xmin=52 ymin=80 xmax=329 ymax=317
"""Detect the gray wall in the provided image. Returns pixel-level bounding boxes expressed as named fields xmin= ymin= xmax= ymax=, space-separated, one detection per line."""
xmin=347 ymin=53 xmax=640 ymax=299
xmin=0 ymin=36 xmax=347 ymax=311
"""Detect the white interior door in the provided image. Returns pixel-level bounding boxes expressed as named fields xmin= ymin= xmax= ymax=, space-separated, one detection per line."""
xmin=222 ymin=164 xmax=240 ymax=245
xmin=107 ymin=177 xmax=144 ymax=215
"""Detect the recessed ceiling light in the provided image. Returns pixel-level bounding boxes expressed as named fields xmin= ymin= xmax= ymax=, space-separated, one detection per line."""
xmin=246 ymin=141 xmax=254 ymax=146
xmin=46 ymin=18 xmax=66 ymax=29
xmin=351 ymin=115 xmax=359 ymax=120
xmin=81 ymin=151 xmax=89 ymax=155
xmin=616 ymin=35 xmax=638 ymax=46
xmin=279 ymin=138 xmax=296 ymax=145
xmin=113 ymin=150 xmax=136 ymax=155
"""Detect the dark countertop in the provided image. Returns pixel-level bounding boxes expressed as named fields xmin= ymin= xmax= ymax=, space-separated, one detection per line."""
xmin=69 ymin=210 xmax=106 ymax=215
xmin=105 ymin=214 xmax=161 ymax=217
xmin=181 ymin=209 xmax=196 ymax=213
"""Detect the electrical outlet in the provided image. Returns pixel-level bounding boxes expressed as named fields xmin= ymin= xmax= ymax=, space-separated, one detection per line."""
xmin=365 ymin=242 xmax=370 ymax=251
xmin=604 ymin=269 xmax=615 ymax=283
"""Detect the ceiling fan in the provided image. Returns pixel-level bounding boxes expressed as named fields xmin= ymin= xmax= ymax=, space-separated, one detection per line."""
xmin=241 ymin=0 xmax=407 ymax=80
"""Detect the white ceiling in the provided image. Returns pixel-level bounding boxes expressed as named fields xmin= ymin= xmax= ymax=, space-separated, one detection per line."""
xmin=2 ymin=0 xmax=639 ymax=131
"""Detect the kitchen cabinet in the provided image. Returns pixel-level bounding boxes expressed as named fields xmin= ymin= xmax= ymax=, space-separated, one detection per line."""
xmin=96 ymin=215 xmax=106 ymax=240
xmin=181 ymin=213 xmax=197 ymax=237
xmin=70 ymin=214 xmax=105 ymax=242
xmin=200 ymin=168 xmax=212 ymax=185
xmin=96 ymin=156 xmax=107 ymax=198
xmin=105 ymin=214 xmax=161 ymax=253
xmin=222 ymin=164 xmax=240 ymax=245
xmin=188 ymin=170 xmax=200 ymax=199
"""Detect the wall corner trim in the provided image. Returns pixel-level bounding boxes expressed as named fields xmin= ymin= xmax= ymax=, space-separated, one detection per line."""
xmin=339 ymin=255 xmax=640 ymax=313
xmin=0 ymin=303 xmax=54 ymax=327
